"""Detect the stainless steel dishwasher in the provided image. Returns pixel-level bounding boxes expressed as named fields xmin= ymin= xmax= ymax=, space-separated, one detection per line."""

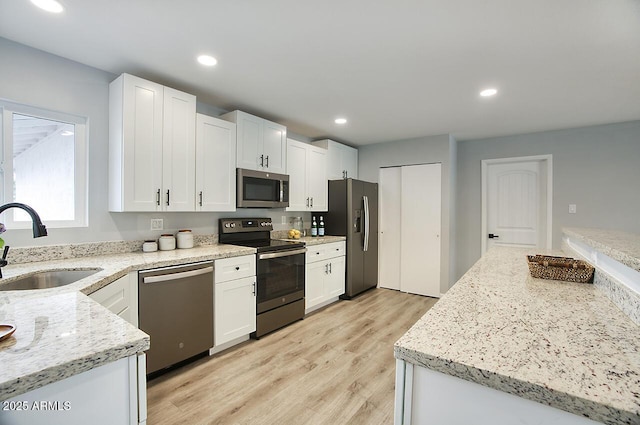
xmin=138 ymin=261 xmax=213 ymax=375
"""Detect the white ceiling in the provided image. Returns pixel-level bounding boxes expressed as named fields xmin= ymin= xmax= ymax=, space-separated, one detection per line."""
xmin=1 ymin=0 xmax=639 ymax=146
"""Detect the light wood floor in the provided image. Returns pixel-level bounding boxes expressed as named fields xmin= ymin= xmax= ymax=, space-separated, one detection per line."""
xmin=146 ymin=288 xmax=437 ymax=425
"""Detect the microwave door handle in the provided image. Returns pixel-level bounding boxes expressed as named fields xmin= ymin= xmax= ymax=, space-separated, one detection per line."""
xmin=280 ymin=181 xmax=284 ymax=202
xmin=363 ymin=195 xmax=370 ymax=252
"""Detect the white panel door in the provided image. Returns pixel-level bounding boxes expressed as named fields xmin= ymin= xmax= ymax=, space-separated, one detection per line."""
xmin=122 ymin=74 xmax=163 ymax=211
xmin=400 ymin=163 xmax=441 ymax=297
xmin=307 ymin=145 xmax=328 ymax=211
xmin=162 ymin=87 xmax=196 ymax=211
xmin=262 ymin=120 xmax=287 ymax=174
xmin=378 ymin=167 xmax=402 ymax=290
xmin=215 ymin=276 xmax=256 ymax=346
xmin=286 ymin=139 xmax=308 ymax=211
xmin=195 ymin=114 xmax=236 ymax=212
xmin=486 ymin=161 xmax=540 ymax=250
xmin=235 ymin=112 xmax=262 ymax=170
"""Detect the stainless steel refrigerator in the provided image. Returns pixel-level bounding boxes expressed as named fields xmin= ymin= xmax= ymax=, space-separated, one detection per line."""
xmin=325 ymin=178 xmax=378 ymax=299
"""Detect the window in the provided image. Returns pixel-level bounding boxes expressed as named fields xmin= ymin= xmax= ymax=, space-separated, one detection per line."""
xmin=1 ymin=101 xmax=87 ymax=228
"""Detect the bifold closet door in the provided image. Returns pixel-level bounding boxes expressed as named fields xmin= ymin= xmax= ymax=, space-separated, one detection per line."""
xmin=400 ymin=163 xmax=441 ymax=297
xmin=378 ymin=167 xmax=401 ymax=290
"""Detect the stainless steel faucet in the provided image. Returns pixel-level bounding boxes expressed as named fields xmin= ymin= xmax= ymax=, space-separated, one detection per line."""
xmin=0 ymin=202 xmax=48 ymax=278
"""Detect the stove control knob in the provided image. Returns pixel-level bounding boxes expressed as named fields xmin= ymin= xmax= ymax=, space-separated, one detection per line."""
xmin=230 ymin=223 xmax=236 ymax=228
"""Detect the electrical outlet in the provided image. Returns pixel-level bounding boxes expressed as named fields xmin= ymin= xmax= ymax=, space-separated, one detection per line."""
xmin=150 ymin=218 xmax=164 ymax=230
xmin=568 ymin=204 xmax=577 ymax=214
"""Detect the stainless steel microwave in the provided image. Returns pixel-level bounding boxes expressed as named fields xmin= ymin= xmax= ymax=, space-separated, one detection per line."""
xmin=237 ymin=168 xmax=289 ymax=208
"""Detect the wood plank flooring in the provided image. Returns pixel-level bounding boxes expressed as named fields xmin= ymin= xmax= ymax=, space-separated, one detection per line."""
xmin=146 ymin=288 xmax=437 ymax=425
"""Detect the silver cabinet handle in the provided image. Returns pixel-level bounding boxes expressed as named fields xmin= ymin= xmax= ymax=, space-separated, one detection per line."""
xmin=306 ymin=197 xmax=310 ymax=207
xmin=310 ymin=197 xmax=313 ymax=208
xmin=156 ymin=189 xmax=161 ymax=206
xmin=252 ymin=282 xmax=256 ymax=296
xmin=260 ymin=155 xmax=264 ymax=167
xmin=258 ymin=247 xmax=307 ymax=260
xmin=265 ymin=155 xmax=269 ymax=168
xmin=143 ymin=266 xmax=213 ymax=284
xmin=325 ymin=263 xmax=329 ymax=274
xmin=166 ymin=190 xmax=170 ymax=206
xmin=199 ymin=191 xmax=203 ymax=206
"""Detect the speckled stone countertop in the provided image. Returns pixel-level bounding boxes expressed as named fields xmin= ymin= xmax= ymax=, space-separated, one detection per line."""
xmin=563 ymin=228 xmax=640 ymax=273
xmin=0 ymin=244 xmax=255 ymax=401
xmin=276 ymin=235 xmax=346 ymax=246
xmin=394 ymin=247 xmax=640 ymax=425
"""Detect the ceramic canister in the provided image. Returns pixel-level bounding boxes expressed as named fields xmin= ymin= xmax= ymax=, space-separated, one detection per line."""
xmin=176 ymin=229 xmax=194 ymax=249
xmin=142 ymin=240 xmax=158 ymax=252
xmin=158 ymin=234 xmax=176 ymax=251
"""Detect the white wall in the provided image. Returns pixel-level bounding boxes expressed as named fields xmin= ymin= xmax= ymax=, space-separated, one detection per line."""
xmin=0 ymin=38 xmax=309 ymax=247
xmin=455 ymin=120 xmax=640 ymax=280
xmin=358 ymin=134 xmax=457 ymax=293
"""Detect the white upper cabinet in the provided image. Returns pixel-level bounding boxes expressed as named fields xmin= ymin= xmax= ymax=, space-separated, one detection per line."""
xmin=286 ymin=139 xmax=327 ymax=212
xmin=311 ymin=139 xmax=358 ymax=180
xmin=221 ymin=110 xmax=286 ymax=174
xmin=109 ymin=73 xmax=196 ymax=212
xmin=195 ymin=114 xmax=236 ymax=212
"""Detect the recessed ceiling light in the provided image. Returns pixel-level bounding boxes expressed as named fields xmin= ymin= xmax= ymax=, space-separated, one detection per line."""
xmin=480 ymin=88 xmax=498 ymax=97
xmin=334 ymin=118 xmax=347 ymax=125
xmin=30 ymin=0 xmax=64 ymax=13
xmin=197 ymin=55 xmax=217 ymax=66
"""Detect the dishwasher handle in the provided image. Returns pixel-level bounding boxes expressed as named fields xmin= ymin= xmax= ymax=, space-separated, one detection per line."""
xmin=143 ymin=266 xmax=213 ymax=284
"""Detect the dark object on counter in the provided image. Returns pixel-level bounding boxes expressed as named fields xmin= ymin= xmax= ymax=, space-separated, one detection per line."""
xmin=527 ymin=255 xmax=595 ymax=283
xmin=325 ymin=179 xmax=378 ymax=299
xmin=0 ymin=202 xmax=48 ymax=278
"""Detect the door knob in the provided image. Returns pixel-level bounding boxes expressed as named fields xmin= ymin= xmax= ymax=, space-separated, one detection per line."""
xmin=488 ymin=233 xmax=500 ymax=239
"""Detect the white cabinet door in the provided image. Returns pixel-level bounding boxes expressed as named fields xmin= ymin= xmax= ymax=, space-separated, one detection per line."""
xmin=195 ymin=114 xmax=236 ymax=212
xmin=233 ymin=111 xmax=263 ymax=171
xmin=286 ymin=139 xmax=328 ymax=212
xmin=342 ymin=144 xmax=358 ymax=179
xmin=286 ymin=140 xmax=308 ymax=211
xmin=305 ymin=260 xmax=327 ymax=310
xmin=214 ymin=276 xmax=256 ymax=346
xmin=109 ymin=73 xmax=197 ymax=212
xmin=110 ymin=73 xmax=164 ymax=212
xmin=89 ymin=273 xmax=138 ymax=327
xmin=307 ymin=145 xmax=328 ymax=211
xmin=162 ymin=87 xmax=196 ymax=211
xmin=311 ymin=139 xmax=358 ymax=180
xmin=325 ymin=255 xmax=346 ymax=298
xmin=222 ymin=110 xmax=287 ymax=173
xmin=262 ymin=120 xmax=287 ymax=174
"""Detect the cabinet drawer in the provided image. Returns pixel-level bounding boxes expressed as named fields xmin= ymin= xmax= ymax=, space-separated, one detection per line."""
xmin=306 ymin=241 xmax=346 ymax=264
xmin=215 ymin=255 xmax=256 ymax=283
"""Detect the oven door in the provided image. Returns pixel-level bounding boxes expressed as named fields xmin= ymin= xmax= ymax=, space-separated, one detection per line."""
xmin=256 ymin=248 xmax=306 ymax=314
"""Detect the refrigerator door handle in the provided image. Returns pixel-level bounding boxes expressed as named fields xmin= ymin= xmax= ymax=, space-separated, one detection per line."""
xmin=363 ymin=195 xmax=370 ymax=252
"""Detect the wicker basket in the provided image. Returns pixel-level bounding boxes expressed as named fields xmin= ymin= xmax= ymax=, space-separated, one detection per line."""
xmin=526 ymin=255 xmax=594 ymax=283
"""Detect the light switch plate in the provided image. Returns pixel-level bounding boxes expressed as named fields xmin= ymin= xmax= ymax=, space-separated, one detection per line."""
xmin=568 ymin=204 xmax=577 ymax=214
xmin=150 ymin=218 xmax=164 ymax=230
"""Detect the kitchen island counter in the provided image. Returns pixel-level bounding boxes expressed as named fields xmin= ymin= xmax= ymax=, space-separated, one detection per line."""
xmin=394 ymin=246 xmax=640 ymax=425
xmin=0 ymin=243 xmax=255 ymax=401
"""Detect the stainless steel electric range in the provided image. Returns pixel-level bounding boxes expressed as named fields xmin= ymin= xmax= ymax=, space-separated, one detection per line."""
xmin=219 ymin=218 xmax=306 ymax=338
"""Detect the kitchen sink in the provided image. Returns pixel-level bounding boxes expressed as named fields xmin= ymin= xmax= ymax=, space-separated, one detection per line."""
xmin=0 ymin=269 xmax=101 ymax=291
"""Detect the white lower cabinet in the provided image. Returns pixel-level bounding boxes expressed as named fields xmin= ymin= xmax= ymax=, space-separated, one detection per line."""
xmin=305 ymin=241 xmax=346 ymax=313
xmin=214 ymin=255 xmax=256 ymax=347
xmin=2 ymin=354 xmax=147 ymax=425
xmin=89 ymin=272 xmax=138 ymax=327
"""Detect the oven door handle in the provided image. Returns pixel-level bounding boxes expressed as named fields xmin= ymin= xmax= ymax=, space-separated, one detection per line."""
xmin=258 ymin=248 xmax=307 ymax=260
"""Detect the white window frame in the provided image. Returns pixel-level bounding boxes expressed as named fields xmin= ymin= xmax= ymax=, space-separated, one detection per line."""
xmin=0 ymin=100 xmax=88 ymax=229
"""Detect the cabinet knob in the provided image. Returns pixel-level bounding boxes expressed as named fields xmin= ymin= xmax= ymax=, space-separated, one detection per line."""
xmin=235 ymin=266 xmax=240 ymax=271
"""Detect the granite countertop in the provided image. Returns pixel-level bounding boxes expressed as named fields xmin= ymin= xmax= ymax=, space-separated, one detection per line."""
xmin=563 ymin=228 xmax=640 ymax=273
xmin=394 ymin=247 xmax=640 ymax=425
xmin=0 ymin=243 xmax=255 ymax=401
xmin=278 ymin=235 xmax=346 ymax=246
